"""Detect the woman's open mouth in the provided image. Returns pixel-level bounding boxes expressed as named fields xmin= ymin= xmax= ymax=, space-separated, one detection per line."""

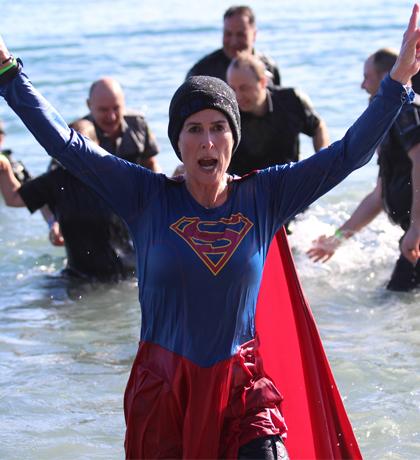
xmin=198 ymin=158 xmax=218 ymax=171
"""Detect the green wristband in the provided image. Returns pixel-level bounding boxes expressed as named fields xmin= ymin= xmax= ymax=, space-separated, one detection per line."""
xmin=334 ymin=229 xmax=345 ymax=240
xmin=0 ymin=57 xmax=17 ymax=76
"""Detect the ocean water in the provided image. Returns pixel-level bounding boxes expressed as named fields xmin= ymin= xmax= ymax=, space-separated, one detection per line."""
xmin=0 ymin=0 xmax=419 ymax=458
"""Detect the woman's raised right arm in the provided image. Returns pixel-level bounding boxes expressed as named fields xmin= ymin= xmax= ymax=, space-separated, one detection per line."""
xmin=0 ymin=38 xmax=159 ymax=222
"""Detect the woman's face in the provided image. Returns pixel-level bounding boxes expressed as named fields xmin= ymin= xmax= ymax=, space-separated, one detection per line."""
xmin=178 ymin=109 xmax=234 ymax=186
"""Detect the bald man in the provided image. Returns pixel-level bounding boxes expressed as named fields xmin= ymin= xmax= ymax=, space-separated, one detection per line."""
xmin=84 ymin=77 xmax=160 ymax=172
xmin=43 ymin=78 xmax=161 ymax=270
xmin=226 ymin=53 xmax=329 ymax=176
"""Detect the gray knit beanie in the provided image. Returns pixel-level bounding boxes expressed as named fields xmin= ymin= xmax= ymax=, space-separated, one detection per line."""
xmin=168 ymin=76 xmax=241 ymax=160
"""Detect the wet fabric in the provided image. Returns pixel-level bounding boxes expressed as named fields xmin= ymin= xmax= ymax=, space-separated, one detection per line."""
xmin=186 ymin=48 xmax=281 ymax=86
xmin=238 ymin=435 xmax=289 ymax=459
xmin=124 ymin=339 xmax=285 ymax=459
xmin=256 ymin=231 xmax=362 ymax=459
xmin=387 ymin=252 xmax=420 ymax=291
xmin=378 ymin=95 xmax=420 ymax=230
xmin=19 ymin=165 xmax=135 ymax=281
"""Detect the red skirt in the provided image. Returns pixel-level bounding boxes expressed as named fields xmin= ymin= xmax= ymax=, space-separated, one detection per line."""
xmin=124 ymin=338 xmax=287 ymax=459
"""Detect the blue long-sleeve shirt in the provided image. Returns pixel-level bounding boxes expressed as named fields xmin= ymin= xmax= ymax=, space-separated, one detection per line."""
xmin=1 ymin=70 xmax=412 ymax=366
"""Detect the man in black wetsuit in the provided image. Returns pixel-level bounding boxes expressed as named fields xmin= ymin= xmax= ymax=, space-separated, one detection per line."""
xmin=226 ymin=53 xmax=329 ymax=176
xmin=0 ymin=120 xmax=136 ymax=282
xmin=308 ymin=48 xmax=420 ymax=292
xmin=186 ymin=5 xmax=280 ymax=86
xmin=42 ymin=78 xmax=162 ymax=279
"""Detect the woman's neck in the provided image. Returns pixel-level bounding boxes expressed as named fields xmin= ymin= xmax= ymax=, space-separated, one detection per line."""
xmin=185 ymin=174 xmax=231 ymax=209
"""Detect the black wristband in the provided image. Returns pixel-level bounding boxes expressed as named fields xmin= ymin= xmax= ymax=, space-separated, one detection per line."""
xmin=0 ymin=58 xmax=22 ymax=86
xmin=1 ymin=55 xmax=13 ymax=65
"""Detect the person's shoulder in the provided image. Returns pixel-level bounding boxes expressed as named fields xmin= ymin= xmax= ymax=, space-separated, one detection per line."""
xmin=255 ymin=50 xmax=280 ymax=84
xmin=394 ymin=95 xmax=420 ymax=138
xmin=123 ymin=111 xmax=149 ymax=130
xmin=397 ymin=94 xmax=420 ymax=120
xmin=124 ymin=110 xmax=146 ymax=120
xmin=45 ymin=164 xmax=72 ymax=183
xmin=255 ymin=50 xmax=278 ymax=68
xmin=21 ymin=164 xmax=63 ymax=191
xmin=270 ymin=85 xmax=294 ymax=96
xmin=402 ymin=92 xmax=420 ymax=112
xmin=187 ymin=48 xmax=228 ymax=77
xmin=255 ymin=51 xmax=281 ymax=76
xmin=80 ymin=114 xmax=94 ymax=123
xmin=270 ymin=86 xmax=300 ymax=103
xmin=233 ymin=171 xmax=260 ymax=184
xmin=234 ymin=166 xmax=289 ymax=189
xmin=193 ymin=48 xmax=225 ymax=66
xmin=272 ymin=86 xmax=314 ymax=108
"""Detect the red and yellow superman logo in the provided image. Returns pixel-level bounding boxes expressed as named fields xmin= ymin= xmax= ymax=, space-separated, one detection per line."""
xmin=170 ymin=213 xmax=253 ymax=275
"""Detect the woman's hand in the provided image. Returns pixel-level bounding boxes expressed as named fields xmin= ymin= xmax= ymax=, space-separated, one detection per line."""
xmin=391 ymin=3 xmax=420 ymax=84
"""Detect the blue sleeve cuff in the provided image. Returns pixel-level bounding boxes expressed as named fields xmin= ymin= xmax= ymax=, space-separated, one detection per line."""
xmin=378 ymin=73 xmax=415 ymax=104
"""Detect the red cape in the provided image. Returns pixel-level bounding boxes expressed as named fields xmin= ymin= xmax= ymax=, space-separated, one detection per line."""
xmin=256 ymin=229 xmax=362 ymax=459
